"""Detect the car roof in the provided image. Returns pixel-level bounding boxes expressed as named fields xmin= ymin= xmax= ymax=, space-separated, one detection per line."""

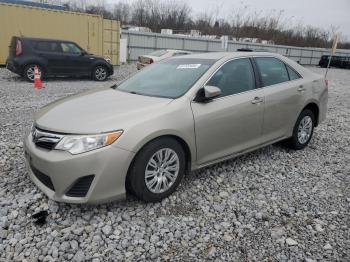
xmin=183 ymin=51 xmax=285 ymax=61
xmin=17 ymin=36 xmax=73 ymax=43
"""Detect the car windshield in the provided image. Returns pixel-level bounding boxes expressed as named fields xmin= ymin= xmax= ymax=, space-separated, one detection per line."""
xmin=114 ymin=58 xmax=215 ymax=98
xmin=148 ymin=50 xmax=168 ymax=57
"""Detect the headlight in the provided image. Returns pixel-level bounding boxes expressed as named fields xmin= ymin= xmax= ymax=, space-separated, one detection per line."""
xmin=55 ymin=130 xmax=123 ymax=155
xmin=104 ymin=57 xmax=111 ymax=63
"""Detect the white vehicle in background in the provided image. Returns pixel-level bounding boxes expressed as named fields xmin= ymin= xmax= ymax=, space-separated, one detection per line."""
xmin=137 ymin=49 xmax=192 ymax=70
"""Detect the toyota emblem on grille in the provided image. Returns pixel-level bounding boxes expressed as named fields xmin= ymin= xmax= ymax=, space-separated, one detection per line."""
xmin=32 ymin=128 xmax=64 ymax=144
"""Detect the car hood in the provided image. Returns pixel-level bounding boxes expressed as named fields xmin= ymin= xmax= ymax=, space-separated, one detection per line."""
xmin=35 ymin=87 xmax=172 ymax=134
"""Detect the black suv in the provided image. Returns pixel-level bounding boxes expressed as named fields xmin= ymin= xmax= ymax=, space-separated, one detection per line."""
xmin=6 ymin=36 xmax=114 ymax=82
xmin=319 ymin=55 xmax=350 ymax=69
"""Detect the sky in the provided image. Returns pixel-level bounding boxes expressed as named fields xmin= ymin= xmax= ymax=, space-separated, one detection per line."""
xmin=190 ymin=0 xmax=350 ymax=38
xmin=107 ymin=0 xmax=350 ymax=39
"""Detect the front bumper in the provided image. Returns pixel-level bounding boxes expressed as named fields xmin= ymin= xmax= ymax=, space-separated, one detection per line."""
xmin=23 ymin=133 xmax=135 ymax=204
xmin=107 ymin=64 xmax=114 ymax=76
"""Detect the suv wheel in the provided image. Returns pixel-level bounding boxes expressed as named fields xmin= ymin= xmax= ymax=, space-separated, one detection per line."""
xmin=127 ymin=137 xmax=186 ymax=202
xmin=23 ymin=64 xmax=43 ymax=82
xmin=284 ymin=109 xmax=315 ymax=150
xmin=92 ymin=66 xmax=108 ymax=81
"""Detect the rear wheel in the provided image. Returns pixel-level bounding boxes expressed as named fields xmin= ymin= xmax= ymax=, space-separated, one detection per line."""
xmin=92 ymin=65 xmax=108 ymax=81
xmin=23 ymin=64 xmax=43 ymax=82
xmin=283 ymin=109 xmax=315 ymax=150
xmin=127 ymin=137 xmax=186 ymax=202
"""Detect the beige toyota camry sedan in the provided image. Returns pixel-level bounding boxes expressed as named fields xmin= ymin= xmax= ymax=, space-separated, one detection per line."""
xmin=24 ymin=52 xmax=328 ymax=203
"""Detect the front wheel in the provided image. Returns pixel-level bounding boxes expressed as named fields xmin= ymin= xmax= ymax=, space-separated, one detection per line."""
xmin=283 ymin=109 xmax=315 ymax=150
xmin=92 ymin=66 xmax=108 ymax=81
xmin=127 ymin=137 xmax=186 ymax=202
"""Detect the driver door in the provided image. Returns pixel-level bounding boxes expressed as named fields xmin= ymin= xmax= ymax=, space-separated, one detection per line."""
xmin=191 ymin=58 xmax=265 ymax=165
xmin=60 ymin=42 xmax=91 ymax=74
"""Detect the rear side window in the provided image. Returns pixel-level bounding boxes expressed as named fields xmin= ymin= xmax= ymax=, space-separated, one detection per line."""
xmin=207 ymin=58 xmax=255 ymax=97
xmin=34 ymin=41 xmax=62 ymax=53
xmin=286 ymin=65 xmax=301 ymax=80
xmin=255 ymin=57 xmax=289 ymax=86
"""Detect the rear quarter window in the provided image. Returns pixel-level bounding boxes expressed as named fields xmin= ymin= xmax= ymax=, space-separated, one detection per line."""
xmin=286 ymin=65 xmax=301 ymax=80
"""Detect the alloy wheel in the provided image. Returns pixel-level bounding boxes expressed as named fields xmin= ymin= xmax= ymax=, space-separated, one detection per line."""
xmin=297 ymin=115 xmax=313 ymax=144
xmin=144 ymin=148 xmax=180 ymax=194
xmin=95 ymin=67 xmax=107 ymax=81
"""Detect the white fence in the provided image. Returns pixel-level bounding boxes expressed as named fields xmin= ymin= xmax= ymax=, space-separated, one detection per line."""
xmin=122 ymin=30 xmax=350 ymax=65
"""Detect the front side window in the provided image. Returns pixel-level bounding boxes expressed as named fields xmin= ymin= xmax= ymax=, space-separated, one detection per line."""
xmin=60 ymin=43 xmax=82 ymax=54
xmin=255 ymin=57 xmax=289 ymax=86
xmin=115 ymin=58 xmax=214 ymax=98
xmin=207 ymin=58 xmax=256 ymax=97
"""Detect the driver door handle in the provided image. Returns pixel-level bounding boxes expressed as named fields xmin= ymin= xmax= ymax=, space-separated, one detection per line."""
xmin=251 ymin=96 xmax=264 ymax=104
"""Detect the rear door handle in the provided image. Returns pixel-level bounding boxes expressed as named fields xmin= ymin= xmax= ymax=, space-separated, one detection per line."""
xmin=298 ymin=85 xmax=306 ymax=92
xmin=251 ymin=97 xmax=264 ymax=104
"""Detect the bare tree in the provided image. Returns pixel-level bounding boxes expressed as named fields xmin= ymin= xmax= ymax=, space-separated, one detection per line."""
xmin=63 ymin=0 xmax=349 ymax=49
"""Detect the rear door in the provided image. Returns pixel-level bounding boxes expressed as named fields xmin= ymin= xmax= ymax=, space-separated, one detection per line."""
xmin=191 ymin=58 xmax=265 ymax=165
xmin=254 ymin=57 xmax=305 ymax=142
xmin=33 ymin=41 xmax=65 ymax=74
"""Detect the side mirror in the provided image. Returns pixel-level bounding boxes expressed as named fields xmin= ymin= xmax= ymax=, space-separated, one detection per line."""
xmin=194 ymin=85 xmax=221 ymax=103
xmin=80 ymin=50 xmax=88 ymax=56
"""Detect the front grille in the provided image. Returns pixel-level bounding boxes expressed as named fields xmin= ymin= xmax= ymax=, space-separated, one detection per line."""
xmin=30 ymin=164 xmax=55 ymax=191
xmin=66 ymin=175 xmax=94 ymax=197
xmin=32 ymin=128 xmax=63 ymax=150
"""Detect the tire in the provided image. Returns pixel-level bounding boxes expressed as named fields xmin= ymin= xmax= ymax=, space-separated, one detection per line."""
xmin=283 ymin=109 xmax=315 ymax=150
xmin=92 ymin=65 xmax=108 ymax=81
xmin=23 ymin=64 xmax=44 ymax=82
xmin=127 ymin=137 xmax=186 ymax=202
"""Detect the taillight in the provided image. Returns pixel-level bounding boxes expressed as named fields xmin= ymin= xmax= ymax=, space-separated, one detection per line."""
xmin=15 ymin=39 xmax=22 ymax=56
xmin=149 ymin=58 xmax=154 ymax=64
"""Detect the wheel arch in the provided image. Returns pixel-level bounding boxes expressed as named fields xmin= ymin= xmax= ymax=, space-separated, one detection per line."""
xmin=126 ymin=133 xmax=194 ymax=179
xmin=301 ymin=102 xmax=320 ymax=127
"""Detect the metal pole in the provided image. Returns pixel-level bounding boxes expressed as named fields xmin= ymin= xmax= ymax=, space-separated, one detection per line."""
xmin=325 ymin=54 xmax=332 ymax=79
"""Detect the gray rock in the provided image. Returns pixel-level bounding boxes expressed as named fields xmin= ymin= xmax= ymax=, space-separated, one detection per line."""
xmin=72 ymin=250 xmax=85 ymax=262
xmin=102 ymin=225 xmax=112 ymax=236
xmin=285 ymin=238 xmax=298 ymax=246
xmin=323 ymin=243 xmax=332 ymax=250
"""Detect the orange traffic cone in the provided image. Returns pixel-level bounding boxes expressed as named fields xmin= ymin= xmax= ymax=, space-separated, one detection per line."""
xmin=34 ymin=66 xmax=44 ymax=89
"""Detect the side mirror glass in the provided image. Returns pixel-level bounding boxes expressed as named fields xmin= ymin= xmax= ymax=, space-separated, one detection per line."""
xmin=194 ymin=85 xmax=221 ymax=102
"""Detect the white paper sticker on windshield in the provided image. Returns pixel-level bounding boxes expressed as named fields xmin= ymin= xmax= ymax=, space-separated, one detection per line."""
xmin=177 ymin=64 xmax=201 ymax=69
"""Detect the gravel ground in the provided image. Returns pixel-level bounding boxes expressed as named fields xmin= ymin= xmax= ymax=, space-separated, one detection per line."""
xmin=0 ymin=65 xmax=349 ymax=261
